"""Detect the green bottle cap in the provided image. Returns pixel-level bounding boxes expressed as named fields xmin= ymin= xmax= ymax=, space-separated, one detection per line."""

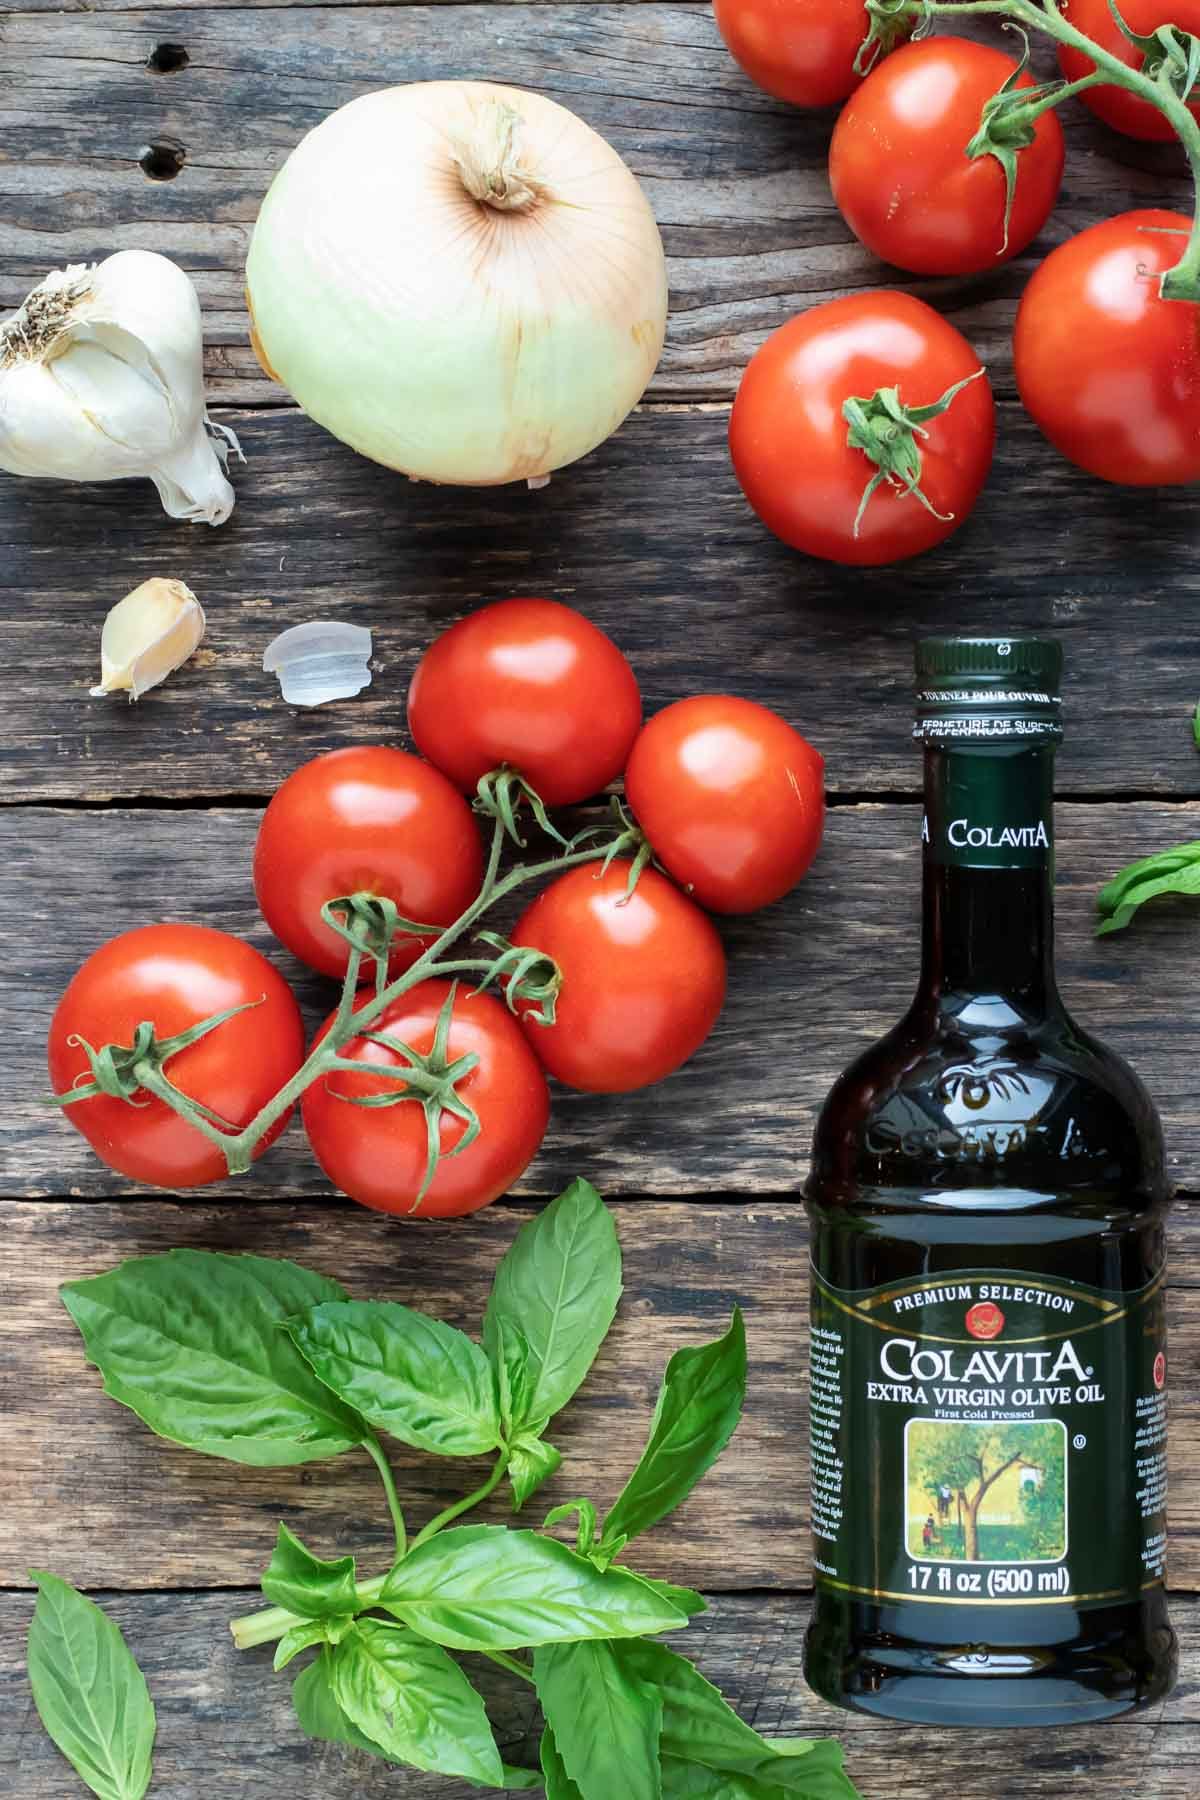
xmin=914 ymin=635 xmax=1063 ymax=744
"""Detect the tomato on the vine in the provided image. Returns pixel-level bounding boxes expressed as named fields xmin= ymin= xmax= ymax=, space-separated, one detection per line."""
xmin=302 ymin=980 xmax=549 ymax=1216
xmin=1058 ymin=0 xmax=1200 ymax=141
xmin=48 ymin=924 xmax=305 ymax=1189
xmin=830 ymin=38 xmax=1065 ymax=276
xmin=407 ymin=598 xmax=641 ymax=808
xmin=712 ymin=0 xmax=907 ymax=109
xmin=510 ymin=862 xmax=726 ymax=1092
xmin=254 ymin=746 xmax=482 ymax=981
xmin=1014 ymin=210 xmax=1200 ymax=486
xmin=729 ymin=292 xmax=995 ymax=566
xmin=626 ymin=696 xmax=824 ymax=913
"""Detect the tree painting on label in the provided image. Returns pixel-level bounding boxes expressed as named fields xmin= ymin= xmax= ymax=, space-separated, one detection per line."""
xmin=905 ymin=1420 xmax=1067 ymax=1563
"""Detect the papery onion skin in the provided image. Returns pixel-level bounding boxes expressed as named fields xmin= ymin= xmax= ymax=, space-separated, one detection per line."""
xmin=245 ymin=81 xmax=669 ymax=486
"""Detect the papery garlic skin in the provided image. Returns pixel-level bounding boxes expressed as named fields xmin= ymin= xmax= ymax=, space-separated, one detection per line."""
xmin=0 ymin=251 xmax=242 ymax=525
xmin=246 ymin=82 xmax=669 ymax=486
xmin=91 ymin=577 xmax=206 ymax=700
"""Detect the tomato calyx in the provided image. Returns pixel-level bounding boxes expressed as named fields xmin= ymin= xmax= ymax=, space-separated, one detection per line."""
xmin=965 ymin=29 xmax=1060 ymax=255
xmin=52 ymin=1000 xmax=262 ymax=1127
xmin=475 ymin=768 xmax=567 ymax=849
xmin=842 ymin=368 xmax=987 ymax=538
xmin=856 ymin=0 xmax=917 ymax=77
xmin=322 ymin=893 xmax=438 ymax=973
xmin=1109 ymin=5 xmax=1200 ymax=107
xmin=472 ymin=930 xmax=562 ymax=1027
xmin=566 ymin=797 xmax=656 ymax=902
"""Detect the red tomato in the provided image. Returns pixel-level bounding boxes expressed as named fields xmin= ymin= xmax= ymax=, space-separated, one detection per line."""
xmin=729 ymin=292 xmax=995 ymax=566
xmin=48 ymin=924 xmax=305 ymax=1189
xmin=407 ymin=598 xmax=641 ymax=808
xmin=1059 ymin=0 xmax=1200 ymax=141
xmin=254 ymin=747 xmax=482 ymax=981
xmin=302 ymin=980 xmax=549 ymax=1216
xmin=625 ymin=696 xmax=825 ymax=913
xmin=830 ymin=38 xmax=1065 ymax=276
xmin=712 ymin=0 xmax=905 ymax=109
xmin=510 ymin=863 xmax=726 ymax=1092
xmin=1013 ymin=210 xmax=1200 ymax=486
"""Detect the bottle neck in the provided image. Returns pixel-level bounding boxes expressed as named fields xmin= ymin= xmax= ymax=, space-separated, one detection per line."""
xmin=919 ymin=743 xmax=1058 ymax=1018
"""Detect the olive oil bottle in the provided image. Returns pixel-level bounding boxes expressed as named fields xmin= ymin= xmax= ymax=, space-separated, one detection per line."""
xmin=803 ymin=636 xmax=1175 ymax=1725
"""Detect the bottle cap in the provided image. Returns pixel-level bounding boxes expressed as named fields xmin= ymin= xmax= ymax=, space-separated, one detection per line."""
xmin=914 ymin=635 xmax=1062 ymax=745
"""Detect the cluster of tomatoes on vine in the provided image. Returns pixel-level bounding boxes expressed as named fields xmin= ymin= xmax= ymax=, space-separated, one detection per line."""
xmin=715 ymin=0 xmax=1200 ymax=567
xmin=49 ymin=600 xmax=825 ymax=1217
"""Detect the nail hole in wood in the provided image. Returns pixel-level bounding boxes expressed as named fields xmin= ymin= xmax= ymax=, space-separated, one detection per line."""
xmin=139 ymin=138 xmax=187 ymax=181
xmin=147 ymin=44 xmax=190 ymax=75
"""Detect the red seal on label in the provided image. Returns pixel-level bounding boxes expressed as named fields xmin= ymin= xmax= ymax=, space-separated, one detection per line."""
xmin=965 ymin=1301 xmax=1005 ymax=1340
xmin=1154 ymin=1351 xmax=1166 ymax=1391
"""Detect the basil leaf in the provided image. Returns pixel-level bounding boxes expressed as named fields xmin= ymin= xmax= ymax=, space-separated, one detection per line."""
xmin=261 ymin=1521 xmax=359 ymax=1621
xmin=624 ymin=1573 xmax=707 ymax=1620
xmin=466 ymin=1768 xmax=545 ymax=1793
xmin=508 ymin=1432 xmax=562 ymax=1511
xmin=273 ymin=1619 xmax=332 ymax=1672
xmin=60 ymin=1251 xmax=364 ymax=1466
xmin=543 ymin=1498 xmax=598 ymax=1555
xmin=380 ymin=1524 xmax=689 ymax=1651
xmin=292 ymin=1648 xmax=385 ymax=1755
xmin=484 ymin=1180 xmax=621 ymax=1433
xmin=660 ymin=1763 xmax=790 ymax=1798
xmin=534 ymin=1640 xmax=663 ymax=1800
xmin=602 ymin=1310 xmax=746 ymax=1550
xmin=287 ymin=1299 xmax=501 ymax=1457
xmin=26 ymin=1571 xmax=155 ymax=1800
xmin=331 ymin=1617 xmax=504 ymax=1785
xmin=493 ymin=1319 xmax=537 ymax=1441
xmin=541 ymin=1726 xmax=585 ymax=1800
xmin=1096 ymin=841 xmax=1200 ymax=935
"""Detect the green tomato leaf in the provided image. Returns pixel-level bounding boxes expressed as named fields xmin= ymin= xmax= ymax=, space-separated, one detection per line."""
xmin=60 ymin=1251 xmax=364 ymax=1466
xmin=541 ymin=1726 xmax=585 ymax=1800
xmin=273 ymin=1619 xmax=333 ymax=1673
xmin=602 ymin=1310 xmax=746 ymax=1551
xmin=330 ymin=1618 xmax=504 ymax=1785
xmin=508 ymin=1432 xmax=562 ymax=1511
xmin=292 ymin=1648 xmax=386 ymax=1755
xmin=287 ymin=1299 xmax=501 ymax=1458
xmin=262 ymin=1521 xmax=359 ymax=1620
xmin=534 ymin=1640 xmax=663 ymax=1800
xmin=1095 ymin=841 xmax=1200 ymax=935
xmin=26 ymin=1571 xmax=156 ymax=1800
xmin=379 ymin=1524 xmax=689 ymax=1651
xmin=484 ymin=1180 xmax=621 ymax=1433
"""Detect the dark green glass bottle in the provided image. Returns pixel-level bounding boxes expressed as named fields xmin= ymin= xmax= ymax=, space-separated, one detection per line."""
xmin=803 ymin=636 xmax=1175 ymax=1725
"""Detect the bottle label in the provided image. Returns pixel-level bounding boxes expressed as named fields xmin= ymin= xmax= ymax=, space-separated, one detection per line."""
xmin=923 ymin=750 xmax=1052 ymax=870
xmin=810 ymin=1264 xmax=1167 ymax=1610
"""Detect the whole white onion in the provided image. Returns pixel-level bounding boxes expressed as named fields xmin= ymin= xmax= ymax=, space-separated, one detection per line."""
xmin=246 ymin=81 xmax=669 ymax=486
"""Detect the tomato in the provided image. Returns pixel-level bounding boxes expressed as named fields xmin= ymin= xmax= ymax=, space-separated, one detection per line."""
xmin=48 ymin=924 xmax=305 ymax=1189
xmin=509 ymin=862 xmax=726 ymax=1092
xmin=1013 ymin=210 xmax=1200 ymax=486
xmin=254 ymin=746 xmax=482 ymax=981
xmin=712 ymin=0 xmax=906 ymax=109
xmin=625 ymin=696 xmax=824 ymax=913
xmin=1058 ymin=0 xmax=1200 ymax=141
xmin=729 ymin=292 xmax=995 ymax=566
xmin=829 ymin=38 xmax=1065 ymax=276
xmin=407 ymin=598 xmax=641 ymax=809
xmin=302 ymin=980 xmax=549 ymax=1216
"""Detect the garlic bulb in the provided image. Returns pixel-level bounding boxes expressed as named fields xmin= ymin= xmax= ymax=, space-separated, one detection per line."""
xmin=91 ymin=578 xmax=206 ymax=700
xmin=0 ymin=251 xmax=242 ymax=525
xmin=245 ymin=81 xmax=668 ymax=486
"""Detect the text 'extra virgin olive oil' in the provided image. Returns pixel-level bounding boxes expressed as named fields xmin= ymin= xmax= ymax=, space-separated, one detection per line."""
xmin=803 ymin=636 xmax=1176 ymax=1726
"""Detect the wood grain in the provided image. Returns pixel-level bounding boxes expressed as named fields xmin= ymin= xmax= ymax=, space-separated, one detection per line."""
xmin=2 ymin=1591 xmax=1198 ymax=1798
xmin=4 ymin=1199 xmax=1200 ymax=1591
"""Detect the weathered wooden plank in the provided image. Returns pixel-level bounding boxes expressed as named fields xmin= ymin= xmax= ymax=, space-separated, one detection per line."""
xmin=5 ymin=802 xmax=1200 ymax=1196
xmin=1 ymin=1591 xmax=1198 ymax=1797
xmin=3 ymin=1200 xmax=1199 ymax=1592
xmin=0 ymin=9 xmax=1191 ymax=404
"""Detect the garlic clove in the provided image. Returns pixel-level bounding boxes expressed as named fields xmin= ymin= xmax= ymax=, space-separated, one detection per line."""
xmin=90 ymin=577 xmax=206 ymax=701
xmin=263 ymin=620 xmax=373 ymax=706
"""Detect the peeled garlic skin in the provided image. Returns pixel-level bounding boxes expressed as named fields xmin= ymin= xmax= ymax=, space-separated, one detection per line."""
xmin=91 ymin=576 xmax=206 ymax=701
xmin=246 ymin=81 xmax=669 ymax=486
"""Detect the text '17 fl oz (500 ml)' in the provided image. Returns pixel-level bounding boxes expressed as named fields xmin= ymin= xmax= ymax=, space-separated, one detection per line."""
xmin=802 ymin=635 xmax=1175 ymax=1726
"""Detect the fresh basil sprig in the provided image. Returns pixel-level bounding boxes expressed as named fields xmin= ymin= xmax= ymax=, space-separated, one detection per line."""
xmin=1096 ymin=840 xmax=1200 ymax=935
xmin=51 ymin=1181 xmax=859 ymax=1798
xmin=26 ymin=1572 xmax=156 ymax=1800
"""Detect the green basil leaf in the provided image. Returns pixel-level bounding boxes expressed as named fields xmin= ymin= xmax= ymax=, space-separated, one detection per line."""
xmin=624 ymin=1572 xmax=707 ymax=1620
xmin=287 ymin=1299 xmax=501 ymax=1457
xmin=493 ymin=1319 xmax=537 ymax=1440
xmin=292 ymin=1647 xmax=386 ymax=1755
xmin=60 ymin=1251 xmax=364 ymax=1466
xmin=484 ymin=1180 xmax=621 ymax=1433
xmin=508 ymin=1433 xmax=562 ymax=1511
xmin=465 ymin=1767 xmax=545 ymax=1793
xmin=534 ymin=1640 xmax=663 ymax=1800
xmin=26 ymin=1571 xmax=155 ymax=1800
xmin=602 ymin=1310 xmax=746 ymax=1551
xmin=273 ymin=1619 xmax=332 ymax=1673
xmin=541 ymin=1726 xmax=585 ymax=1800
xmin=660 ymin=1762 xmax=789 ymax=1798
xmin=380 ymin=1524 xmax=689 ymax=1651
xmin=262 ymin=1521 xmax=359 ymax=1620
xmin=330 ymin=1617 xmax=504 ymax=1785
xmin=543 ymin=1498 xmax=598 ymax=1556
xmin=1096 ymin=841 xmax=1200 ymax=935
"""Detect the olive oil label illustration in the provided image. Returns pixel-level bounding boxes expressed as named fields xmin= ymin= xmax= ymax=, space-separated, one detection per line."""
xmin=810 ymin=1267 xmax=1167 ymax=1609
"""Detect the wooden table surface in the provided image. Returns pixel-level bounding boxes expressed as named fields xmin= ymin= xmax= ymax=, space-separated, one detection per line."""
xmin=3 ymin=7 xmax=1200 ymax=1797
